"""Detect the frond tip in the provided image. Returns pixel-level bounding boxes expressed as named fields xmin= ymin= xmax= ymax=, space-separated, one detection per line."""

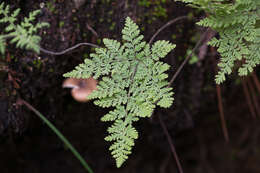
xmin=64 ymin=16 xmax=175 ymax=167
xmin=106 ymin=119 xmax=138 ymax=167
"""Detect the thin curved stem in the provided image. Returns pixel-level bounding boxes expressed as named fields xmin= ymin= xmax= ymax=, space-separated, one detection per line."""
xmin=216 ymin=83 xmax=230 ymax=142
xmin=40 ymin=16 xmax=187 ymax=56
xmin=168 ymin=28 xmax=211 ymax=87
xmin=149 ymin=16 xmax=188 ymax=44
xmin=40 ymin=42 xmax=100 ymax=55
xmin=158 ymin=113 xmax=184 ymax=173
xmin=17 ymin=98 xmax=94 ymax=173
xmin=242 ymin=80 xmax=257 ymax=119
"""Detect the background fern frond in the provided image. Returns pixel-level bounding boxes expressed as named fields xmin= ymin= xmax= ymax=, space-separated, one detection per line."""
xmin=178 ymin=0 xmax=260 ymax=84
xmin=0 ymin=2 xmax=49 ymax=54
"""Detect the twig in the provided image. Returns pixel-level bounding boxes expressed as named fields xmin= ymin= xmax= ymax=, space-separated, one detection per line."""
xmin=150 ymin=28 xmax=212 ymax=169
xmin=40 ymin=42 xmax=100 ymax=55
xmin=158 ymin=113 xmax=184 ymax=173
xmin=242 ymin=79 xmax=257 ymax=118
xmin=86 ymin=23 xmax=98 ymax=37
xmin=252 ymin=71 xmax=260 ymax=94
xmin=216 ymin=84 xmax=229 ymax=142
xmin=17 ymin=98 xmax=94 ymax=173
xmin=248 ymin=77 xmax=260 ymax=118
xmin=149 ymin=16 xmax=188 ymax=44
xmin=212 ymin=47 xmax=229 ymax=142
xmin=168 ymin=28 xmax=211 ymax=87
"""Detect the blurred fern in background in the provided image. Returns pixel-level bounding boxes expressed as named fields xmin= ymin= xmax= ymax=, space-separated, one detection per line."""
xmin=0 ymin=2 xmax=49 ymax=55
xmin=179 ymin=0 xmax=260 ymax=84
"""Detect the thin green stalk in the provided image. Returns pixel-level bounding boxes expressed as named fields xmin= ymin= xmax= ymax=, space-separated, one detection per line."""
xmin=18 ymin=99 xmax=94 ymax=173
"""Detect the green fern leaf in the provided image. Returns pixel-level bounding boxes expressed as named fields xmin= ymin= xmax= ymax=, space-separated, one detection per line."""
xmin=0 ymin=2 xmax=49 ymax=55
xmin=64 ymin=16 xmax=175 ymax=167
xmin=0 ymin=36 xmax=5 ymax=54
xmin=101 ymin=106 xmax=127 ymax=122
xmin=179 ymin=0 xmax=260 ymax=84
xmin=151 ymin=40 xmax=176 ymax=60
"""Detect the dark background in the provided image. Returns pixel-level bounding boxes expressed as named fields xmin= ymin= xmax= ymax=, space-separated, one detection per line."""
xmin=0 ymin=0 xmax=259 ymax=172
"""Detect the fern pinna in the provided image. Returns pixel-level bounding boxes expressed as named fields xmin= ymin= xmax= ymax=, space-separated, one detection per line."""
xmin=0 ymin=2 xmax=49 ymax=54
xmin=179 ymin=0 xmax=260 ymax=84
xmin=64 ymin=17 xmax=175 ymax=167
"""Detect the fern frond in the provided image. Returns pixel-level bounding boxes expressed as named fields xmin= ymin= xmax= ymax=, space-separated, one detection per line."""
xmin=0 ymin=2 xmax=49 ymax=54
xmin=178 ymin=0 xmax=260 ymax=84
xmin=64 ymin=16 xmax=175 ymax=167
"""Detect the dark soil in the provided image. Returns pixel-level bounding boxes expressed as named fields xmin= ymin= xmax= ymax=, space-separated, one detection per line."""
xmin=0 ymin=0 xmax=260 ymax=173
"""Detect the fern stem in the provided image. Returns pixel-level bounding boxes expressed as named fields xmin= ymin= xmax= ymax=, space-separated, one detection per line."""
xmin=149 ymin=16 xmax=188 ymax=44
xmin=211 ymin=47 xmax=230 ymax=142
xmin=158 ymin=113 xmax=183 ymax=173
xmin=216 ymin=83 xmax=230 ymax=142
xmin=242 ymin=79 xmax=257 ymax=119
xmin=17 ymin=98 xmax=94 ymax=173
xmin=40 ymin=42 xmax=100 ymax=55
xmin=39 ymin=17 xmax=188 ymax=56
xmin=252 ymin=72 xmax=260 ymax=94
xmin=168 ymin=28 xmax=211 ymax=87
xmin=247 ymin=77 xmax=260 ymax=117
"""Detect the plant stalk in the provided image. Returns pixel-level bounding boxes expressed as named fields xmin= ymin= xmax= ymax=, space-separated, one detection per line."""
xmin=17 ymin=99 xmax=94 ymax=173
